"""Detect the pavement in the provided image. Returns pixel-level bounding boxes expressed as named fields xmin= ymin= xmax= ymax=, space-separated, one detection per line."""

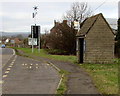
xmin=18 ymin=50 xmax=101 ymax=95
xmin=2 ymin=48 xmax=60 ymax=94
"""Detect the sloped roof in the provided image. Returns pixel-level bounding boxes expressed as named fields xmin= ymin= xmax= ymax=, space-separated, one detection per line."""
xmin=76 ymin=13 xmax=114 ymax=37
xmin=50 ymin=20 xmax=73 ymax=33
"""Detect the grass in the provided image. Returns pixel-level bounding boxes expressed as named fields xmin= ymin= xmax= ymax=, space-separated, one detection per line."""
xmin=79 ymin=63 xmax=118 ymax=94
xmin=56 ymin=70 xmax=70 ymax=95
xmin=13 ymin=47 xmax=118 ymax=95
xmin=13 ymin=47 xmax=77 ymax=63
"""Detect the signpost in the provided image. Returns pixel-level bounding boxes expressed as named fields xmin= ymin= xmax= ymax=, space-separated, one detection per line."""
xmin=30 ymin=6 xmax=41 ymax=53
xmin=28 ymin=38 xmax=37 ymax=45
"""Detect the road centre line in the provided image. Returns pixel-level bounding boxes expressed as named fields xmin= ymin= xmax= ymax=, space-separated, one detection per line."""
xmin=12 ymin=59 xmax=15 ymax=62
xmin=3 ymin=75 xmax=7 ymax=78
xmin=10 ymin=63 xmax=14 ymax=66
xmin=9 ymin=66 xmax=12 ymax=68
xmin=0 ymin=80 xmax=4 ymax=84
xmin=36 ymin=67 xmax=39 ymax=69
xmin=6 ymin=68 xmax=11 ymax=71
xmin=48 ymin=62 xmax=60 ymax=72
xmin=5 ymin=71 xmax=9 ymax=74
xmin=11 ymin=61 xmax=14 ymax=64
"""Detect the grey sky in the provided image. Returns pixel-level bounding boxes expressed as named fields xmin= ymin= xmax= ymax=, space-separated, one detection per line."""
xmin=0 ymin=0 xmax=119 ymax=33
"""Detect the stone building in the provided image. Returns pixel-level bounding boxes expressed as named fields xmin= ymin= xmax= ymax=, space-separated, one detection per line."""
xmin=76 ymin=13 xmax=115 ymax=63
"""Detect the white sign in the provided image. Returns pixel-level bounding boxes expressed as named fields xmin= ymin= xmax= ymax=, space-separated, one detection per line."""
xmin=11 ymin=40 xmax=15 ymax=44
xmin=74 ymin=21 xmax=79 ymax=30
xmin=28 ymin=38 xmax=37 ymax=45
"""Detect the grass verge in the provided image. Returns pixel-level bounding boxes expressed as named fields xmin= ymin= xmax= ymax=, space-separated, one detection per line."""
xmin=11 ymin=47 xmax=77 ymax=63
xmin=12 ymin=47 xmax=118 ymax=95
xmin=79 ymin=63 xmax=118 ymax=94
xmin=56 ymin=70 xmax=70 ymax=95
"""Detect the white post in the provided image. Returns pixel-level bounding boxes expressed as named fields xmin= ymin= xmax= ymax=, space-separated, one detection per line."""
xmin=32 ymin=6 xmax=38 ymax=53
xmin=38 ymin=26 xmax=40 ymax=52
xmin=119 ymin=1 xmax=120 ymax=18
xmin=32 ymin=26 xmax=34 ymax=53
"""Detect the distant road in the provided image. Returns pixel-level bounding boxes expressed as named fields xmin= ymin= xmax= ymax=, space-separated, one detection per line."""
xmin=1 ymin=48 xmax=14 ymax=68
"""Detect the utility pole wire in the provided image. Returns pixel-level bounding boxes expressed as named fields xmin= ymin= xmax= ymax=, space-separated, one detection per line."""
xmin=91 ymin=1 xmax=106 ymax=13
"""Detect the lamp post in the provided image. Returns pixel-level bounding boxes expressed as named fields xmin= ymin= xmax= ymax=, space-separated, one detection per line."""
xmin=74 ymin=19 xmax=81 ymax=63
xmin=74 ymin=19 xmax=80 ymax=51
xmin=32 ymin=6 xmax=40 ymax=53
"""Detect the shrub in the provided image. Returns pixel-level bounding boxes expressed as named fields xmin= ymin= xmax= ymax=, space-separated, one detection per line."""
xmin=45 ymin=49 xmax=68 ymax=55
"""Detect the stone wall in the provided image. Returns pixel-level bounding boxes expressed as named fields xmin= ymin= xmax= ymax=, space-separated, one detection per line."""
xmin=84 ymin=15 xmax=115 ymax=63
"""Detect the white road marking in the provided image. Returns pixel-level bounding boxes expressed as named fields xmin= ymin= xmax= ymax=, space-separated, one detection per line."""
xmin=9 ymin=66 xmax=12 ymax=68
xmin=0 ymin=81 xmax=4 ymax=84
xmin=29 ymin=66 xmax=32 ymax=69
xmin=48 ymin=62 xmax=60 ymax=71
xmin=10 ymin=63 xmax=14 ymax=66
xmin=7 ymin=68 xmax=11 ymax=71
xmin=11 ymin=61 xmax=14 ymax=64
xmin=36 ymin=67 xmax=39 ymax=69
xmin=5 ymin=71 xmax=9 ymax=74
xmin=13 ymin=59 xmax=15 ymax=62
xmin=12 ymin=49 xmax=15 ymax=55
xmin=3 ymin=75 xmax=7 ymax=78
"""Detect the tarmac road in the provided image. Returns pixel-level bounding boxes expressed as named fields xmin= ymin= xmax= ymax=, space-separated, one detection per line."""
xmin=2 ymin=48 xmax=60 ymax=94
xmin=1 ymin=48 xmax=15 ymax=68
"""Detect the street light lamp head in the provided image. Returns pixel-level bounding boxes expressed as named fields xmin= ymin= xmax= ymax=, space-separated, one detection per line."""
xmin=33 ymin=6 xmax=38 ymax=11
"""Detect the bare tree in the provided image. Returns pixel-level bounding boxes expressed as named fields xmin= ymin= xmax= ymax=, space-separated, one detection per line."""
xmin=63 ymin=2 xmax=92 ymax=28
xmin=44 ymin=29 xmax=50 ymax=34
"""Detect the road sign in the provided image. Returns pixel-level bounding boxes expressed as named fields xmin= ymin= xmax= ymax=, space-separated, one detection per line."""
xmin=10 ymin=40 xmax=15 ymax=44
xmin=28 ymin=38 xmax=37 ymax=45
xmin=31 ymin=25 xmax=40 ymax=38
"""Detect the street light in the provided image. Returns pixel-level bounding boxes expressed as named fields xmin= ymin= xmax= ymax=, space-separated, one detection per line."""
xmin=32 ymin=6 xmax=38 ymax=53
xmin=31 ymin=6 xmax=40 ymax=53
xmin=74 ymin=19 xmax=80 ymax=31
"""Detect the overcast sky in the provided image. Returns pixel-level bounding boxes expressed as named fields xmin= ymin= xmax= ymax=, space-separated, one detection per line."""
xmin=0 ymin=0 xmax=119 ymax=33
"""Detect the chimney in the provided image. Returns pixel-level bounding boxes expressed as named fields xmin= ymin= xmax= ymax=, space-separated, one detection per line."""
xmin=63 ymin=20 xmax=67 ymax=24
